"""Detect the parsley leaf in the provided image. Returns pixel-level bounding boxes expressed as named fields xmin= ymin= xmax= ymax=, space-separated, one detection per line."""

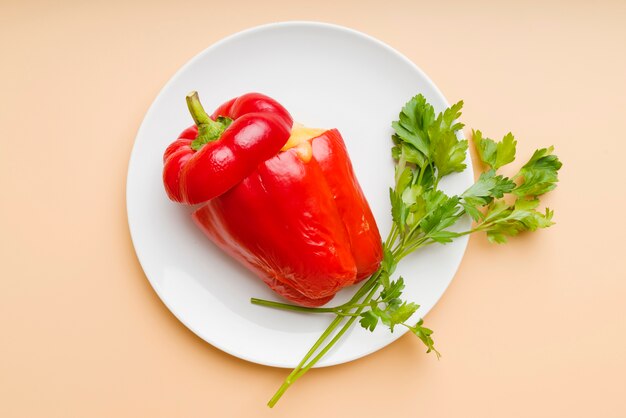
xmin=435 ymin=100 xmax=465 ymax=132
xmin=380 ymin=277 xmax=405 ymax=301
xmin=358 ymin=276 xmax=421 ymax=333
xmin=428 ymin=230 xmax=460 ymax=244
xmin=381 ymin=246 xmax=397 ymax=276
xmin=364 ymin=301 xmax=420 ymax=333
xmin=461 ymin=169 xmax=516 ymax=220
xmin=390 ymin=188 xmax=408 ymax=232
xmin=429 ymin=101 xmax=468 ymax=176
xmin=420 ymin=192 xmax=461 ymax=234
xmin=513 ymin=146 xmax=562 ymax=197
xmin=385 ymin=302 xmax=420 ymax=332
xmin=359 ymin=311 xmax=379 ymax=332
xmin=391 ymin=94 xmax=435 ymax=157
xmin=430 ymin=129 xmax=468 ymax=177
xmin=481 ymin=198 xmax=555 ymax=243
xmin=474 ymin=130 xmax=517 ymax=170
xmin=409 ymin=319 xmax=440 ymax=358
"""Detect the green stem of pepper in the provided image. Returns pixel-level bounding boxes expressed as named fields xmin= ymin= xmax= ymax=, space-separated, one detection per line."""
xmin=186 ymin=91 xmax=227 ymax=146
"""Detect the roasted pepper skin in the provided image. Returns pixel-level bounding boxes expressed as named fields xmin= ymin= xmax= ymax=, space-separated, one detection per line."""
xmin=192 ymin=129 xmax=383 ymax=307
xmin=163 ymin=93 xmax=293 ymax=204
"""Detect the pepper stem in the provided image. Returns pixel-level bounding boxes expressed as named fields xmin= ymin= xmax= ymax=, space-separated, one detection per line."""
xmin=186 ymin=91 xmax=213 ymax=126
xmin=186 ymin=91 xmax=232 ymax=150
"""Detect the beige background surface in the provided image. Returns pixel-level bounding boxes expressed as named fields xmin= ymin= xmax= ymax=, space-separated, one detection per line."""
xmin=2 ymin=0 xmax=625 ymax=417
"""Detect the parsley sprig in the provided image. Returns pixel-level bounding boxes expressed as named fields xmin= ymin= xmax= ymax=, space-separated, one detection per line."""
xmin=251 ymin=94 xmax=562 ymax=407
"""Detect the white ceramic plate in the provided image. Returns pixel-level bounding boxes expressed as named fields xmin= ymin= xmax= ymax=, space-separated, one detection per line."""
xmin=127 ymin=22 xmax=472 ymax=368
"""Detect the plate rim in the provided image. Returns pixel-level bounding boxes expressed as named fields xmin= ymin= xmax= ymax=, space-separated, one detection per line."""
xmin=126 ymin=20 xmax=471 ymax=368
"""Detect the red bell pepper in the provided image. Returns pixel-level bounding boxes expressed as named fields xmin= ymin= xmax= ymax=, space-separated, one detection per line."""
xmin=163 ymin=92 xmax=292 ymax=204
xmin=163 ymin=93 xmax=383 ymax=307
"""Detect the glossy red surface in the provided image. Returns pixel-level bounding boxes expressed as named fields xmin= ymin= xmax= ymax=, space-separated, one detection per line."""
xmin=192 ymin=130 xmax=383 ymax=306
xmin=311 ymin=129 xmax=383 ymax=282
xmin=162 ymin=93 xmax=293 ymax=204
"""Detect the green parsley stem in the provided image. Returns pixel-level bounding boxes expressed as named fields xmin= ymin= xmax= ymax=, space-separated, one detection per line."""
xmin=250 ymin=299 xmax=338 ymax=313
xmin=249 ymin=299 xmax=374 ymax=315
xmin=455 ymin=222 xmax=492 ymax=237
xmin=262 ymin=227 xmax=435 ymax=406
xmin=294 ymin=283 xmax=380 ymax=376
xmin=251 ymin=269 xmax=383 ymax=315
xmin=432 ymin=162 xmax=441 ymax=189
xmin=267 ymin=317 xmax=343 ymax=407
xmin=384 ymin=224 xmax=399 ymax=249
xmin=417 ymin=165 xmax=426 ymax=186
xmin=268 ymin=278 xmax=381 ymax=407
xmin=394 ymin=238 xmax=435 ymax=261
